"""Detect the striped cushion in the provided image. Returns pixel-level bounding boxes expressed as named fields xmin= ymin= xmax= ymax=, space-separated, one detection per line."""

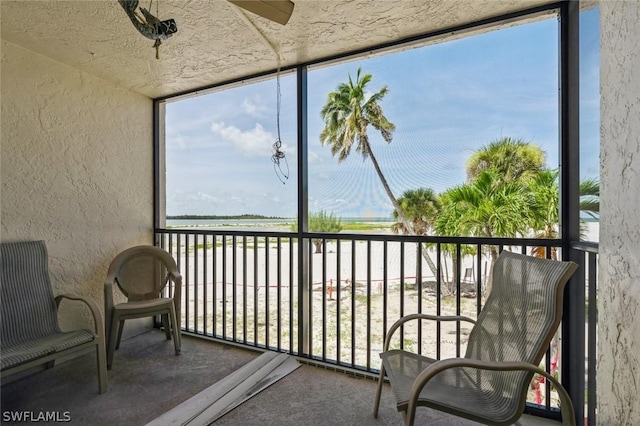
xmin=1 ymin=329 xmax=95 ymax=370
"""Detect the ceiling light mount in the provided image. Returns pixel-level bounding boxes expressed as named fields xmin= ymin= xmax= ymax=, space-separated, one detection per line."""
xmin=118 ymin=0 xmax=177 ymax=59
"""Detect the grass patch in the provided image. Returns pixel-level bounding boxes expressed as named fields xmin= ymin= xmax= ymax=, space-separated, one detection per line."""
xmin=341 ymin=222 xmax=392 ymax=232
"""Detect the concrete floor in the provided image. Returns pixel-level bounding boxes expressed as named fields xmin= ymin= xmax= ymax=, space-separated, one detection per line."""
xmin=1 ymin=330 xmax=560 ymax=426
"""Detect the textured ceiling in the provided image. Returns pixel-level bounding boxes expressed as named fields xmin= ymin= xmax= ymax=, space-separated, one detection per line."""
xmin=1 ymin=0 xmax=555 ymax=99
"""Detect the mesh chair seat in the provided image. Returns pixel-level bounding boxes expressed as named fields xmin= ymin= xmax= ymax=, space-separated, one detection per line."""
xmin=381 ymin=350 xmax=521 ymax=423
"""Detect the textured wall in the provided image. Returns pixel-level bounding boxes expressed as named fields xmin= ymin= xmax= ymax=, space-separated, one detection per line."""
xmin=1 ymin=41 xmax=153 ymax=331
xmin=598 ymin=2 xmax=640 ymax=424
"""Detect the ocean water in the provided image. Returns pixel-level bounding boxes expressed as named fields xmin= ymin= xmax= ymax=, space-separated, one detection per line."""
xmin=164 ymin=218 xmax=599 ymax=242
xmin=165 ymin=218 xmax=294 ymax=232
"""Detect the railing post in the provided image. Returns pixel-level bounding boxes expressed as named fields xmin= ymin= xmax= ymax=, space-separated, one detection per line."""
xmin=297 ymin=65 xmax=310 ymax=356
xmin=559 ymin=1 xmax=585 ymax=423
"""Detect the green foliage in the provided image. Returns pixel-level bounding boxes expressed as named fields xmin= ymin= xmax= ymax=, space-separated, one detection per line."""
xmin=291 ymin=210 xmax=343 ymax=253
xmin=290 ymin=210 xmax=343 ymax=233
xmin=429 ymin=139 xmax=600 ymax=262
xmin=309 ymin=210 xmax=343 ymax=234
xmin=528 ymin=169 xmax=560 ymax=236
xmin=465 ymin=137 xmax=546 ymax=183
xmin=437 ymin=169 xmax=532 ymax=239
xmin=391 ymin=188 xmax=441 ymax=235
xmin=319 ymin=67 xmax=395 ymax=162
xmin=579 ymin=177 xmax=600 ymax=219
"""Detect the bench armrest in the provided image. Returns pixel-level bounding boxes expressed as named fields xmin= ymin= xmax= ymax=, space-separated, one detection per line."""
xmin=55 ymin=294 xmax=104 ymax=337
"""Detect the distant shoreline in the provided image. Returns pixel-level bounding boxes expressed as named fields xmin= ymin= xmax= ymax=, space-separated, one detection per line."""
xmin=167 ymin=214 xmax=285 ymax=220
xmin=167 ymin=215 xmax=395 ymax=223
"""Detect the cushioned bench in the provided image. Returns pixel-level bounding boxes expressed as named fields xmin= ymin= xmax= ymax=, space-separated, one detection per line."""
xmin=0 ymin=240 xmax=107 ymax=393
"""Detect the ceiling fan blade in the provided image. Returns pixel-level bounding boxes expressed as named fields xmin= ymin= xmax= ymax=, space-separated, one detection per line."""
xmin=228 ymin=0 xmax=294 ymax=25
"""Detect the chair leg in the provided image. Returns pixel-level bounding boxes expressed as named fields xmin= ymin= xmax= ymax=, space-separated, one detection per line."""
xmin=161 ymin=313 xmax=171 ymax=340
xmin=169 ymin=304 xmax=181 ymax=355
xmin=373 ymin=364 xmax=385 ymax=418
xmin=115 ymin=319 xmax=125 ymax=350
xmin=45 ymin=360 xmax=55 ymax=369
xmin=107 ymin=313 xmax=121 ymax=370
xmin=404 ymin=402 xmax=416 ymax=426
xmin=96 ymin=333 xmax=108 ymax=393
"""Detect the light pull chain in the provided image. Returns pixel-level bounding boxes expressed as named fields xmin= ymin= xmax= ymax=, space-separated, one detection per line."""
xmin=272 ymin=57 xmax=289 ymax=184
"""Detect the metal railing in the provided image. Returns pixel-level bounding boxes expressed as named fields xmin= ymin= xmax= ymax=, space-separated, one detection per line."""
xmin=155 ymin=228 xmax=597 ymax=424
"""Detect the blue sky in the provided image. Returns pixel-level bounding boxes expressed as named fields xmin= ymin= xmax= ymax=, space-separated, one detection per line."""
xmin=165 ymin=9 xmax=600 ymax=218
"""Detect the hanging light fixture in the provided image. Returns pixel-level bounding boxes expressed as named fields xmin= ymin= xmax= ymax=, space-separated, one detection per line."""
xmin=118 ymin=0 xmax=177 ymax=59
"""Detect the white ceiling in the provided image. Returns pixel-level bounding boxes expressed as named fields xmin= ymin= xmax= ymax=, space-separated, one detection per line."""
xmin=1 ymin=0 xmax=555 ymax=99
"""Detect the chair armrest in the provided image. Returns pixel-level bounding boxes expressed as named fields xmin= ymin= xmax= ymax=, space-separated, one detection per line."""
xmin=55 ymin=294 xmax=105 ymax=337
xmin=171 ymin=272 xmax=183 ymax=284
xmin=170 ymin=272 xmax=182 ymax=302
xmin=383 ymin=313 xmax=477 ymax=351
xmin=407 ymin=358 xmax=576 ymax=426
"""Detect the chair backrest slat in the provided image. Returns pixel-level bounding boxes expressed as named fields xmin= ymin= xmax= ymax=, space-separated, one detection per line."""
xmin=463 ymin=251 xmax=577 ymax=412
xmin=106 ymin=246 xmax=178 ymax=301
xmin=1 ymin=241 xmax=61 ymax=346
xmin=465 ymin=251 xmax=576 ymax=363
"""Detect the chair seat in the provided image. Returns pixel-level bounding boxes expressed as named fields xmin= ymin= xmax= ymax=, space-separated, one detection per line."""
xmin=114 ymin=298 xmax=174 ymax=312
xmin=1 ymin=329 xmax=95 ymax=370
xmin=381 ymin=349 xmax=516 ymax=423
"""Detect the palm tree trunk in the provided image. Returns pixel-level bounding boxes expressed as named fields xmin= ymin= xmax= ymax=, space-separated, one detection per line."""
xmin=367 ymin=147 xmax=440 ymax=279
xmin=451 ymin=256 xmax=458 ymax=294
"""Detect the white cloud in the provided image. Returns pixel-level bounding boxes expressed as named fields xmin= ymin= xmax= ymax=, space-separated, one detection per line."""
xmin=211 ymin=121 xmax=291 ymax=157
xmin=308 ymin=151 xmax=322 ymax=164
xmin=242 ymin=96 xmax=268 ymax=118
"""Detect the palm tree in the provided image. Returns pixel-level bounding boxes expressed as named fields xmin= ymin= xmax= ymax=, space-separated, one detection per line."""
xmin=319 ymin=68 xmax=440 ymax=278
xmin=319 ymin=68 xmax=412 ymax=232
xmin=529 ymin=171 xmax=600 ymax=257
xmin=579 ymin=178 xmax=600 ymax=220
xmin=391 ymin=188 xmax=442 ymax=284
xmin=464 ymin=138 xmax=545 ymax=273
xmin=391 ymin=188 xmax=441 ymax=235
xmin=433 ymin=197 xmax=477 ymax=292
xmin=465 ymin=137 xmax=546 ymax=183
xmin=528 ymin=169 xmax=560 ymax=258
xmin=438 ymin=169 xmax=532 ymax=295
